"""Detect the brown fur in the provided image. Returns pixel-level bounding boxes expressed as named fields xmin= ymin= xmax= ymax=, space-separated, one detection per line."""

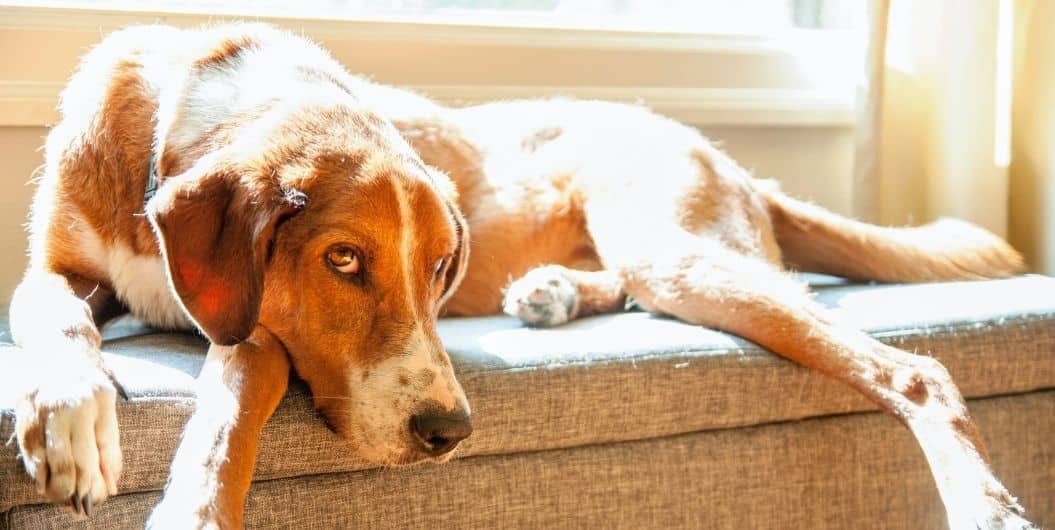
xmin=8 ymin=23 xmax=1035 ymax=530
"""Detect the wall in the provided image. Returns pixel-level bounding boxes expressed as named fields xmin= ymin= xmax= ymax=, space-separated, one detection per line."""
xmin=0 ymin=127 xmax=42 ymax=303
xmin=703 ymin=125 xmax=855 ymax=211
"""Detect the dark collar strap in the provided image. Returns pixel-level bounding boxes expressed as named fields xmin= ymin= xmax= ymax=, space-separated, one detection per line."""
xmin=144 ymin=157 xmax=158 ymax=204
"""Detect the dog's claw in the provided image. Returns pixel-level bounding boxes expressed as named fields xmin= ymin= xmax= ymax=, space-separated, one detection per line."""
xmin=71 ymin=493 xmax=82 ymax=515
xmin=103 ymin=363 xmax=129 ymax=400
xmin=83 ymin=494 xmax=92 ymax=517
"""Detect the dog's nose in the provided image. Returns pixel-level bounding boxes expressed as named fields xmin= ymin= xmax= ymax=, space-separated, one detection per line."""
xmin=410 ymin=409 xmax=473 ymax=456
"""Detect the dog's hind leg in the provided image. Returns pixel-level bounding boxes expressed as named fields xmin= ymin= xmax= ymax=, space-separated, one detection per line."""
xmin=502 ymin=265 xmax=626 ymax=326
xmin=584 ymin=210 xmax=1035 ymax=529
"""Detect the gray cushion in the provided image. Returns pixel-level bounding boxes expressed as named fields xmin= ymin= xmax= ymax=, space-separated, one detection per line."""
xmin=2 ymin=275 xmax=1055 ymax=512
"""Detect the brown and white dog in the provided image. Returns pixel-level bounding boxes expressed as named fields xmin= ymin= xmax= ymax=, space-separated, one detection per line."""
xmin=8 ymin=23 xmax=1036 ymax=529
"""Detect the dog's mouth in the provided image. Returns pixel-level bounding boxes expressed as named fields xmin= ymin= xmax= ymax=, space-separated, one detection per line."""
xmin=382 ymin=447 xmax=458 ymax=467
xmin=337 ymin=430 xmax=459 ymax=468
xmin=309 ymin=370 xmax=471 ymax=467
xmin=317 ymin=406 xmax=464 ymax=467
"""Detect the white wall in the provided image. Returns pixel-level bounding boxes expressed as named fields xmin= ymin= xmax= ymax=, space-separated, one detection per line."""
xmin=702 ymin=125 xmax=855 ymax=215
xmin=0 ymin=127 xmax=43 ymax=303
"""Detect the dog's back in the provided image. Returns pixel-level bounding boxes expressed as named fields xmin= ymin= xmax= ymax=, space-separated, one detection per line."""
xmin=401 ymin=96 xmax=1023 ymax=299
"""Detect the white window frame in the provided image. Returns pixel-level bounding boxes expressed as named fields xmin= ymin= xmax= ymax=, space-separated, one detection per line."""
xmin=0 ymin=4 xmax=860 ymax=128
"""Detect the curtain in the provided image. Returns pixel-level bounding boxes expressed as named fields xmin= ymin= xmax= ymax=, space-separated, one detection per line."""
xmin=859 ymin=0 xmax=1054 ymax=273
xmin=1009 ymin=1 xmax=1055 ymax=274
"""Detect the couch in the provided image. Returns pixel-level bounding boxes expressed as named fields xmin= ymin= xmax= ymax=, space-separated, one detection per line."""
xmin=2 ymin=275 xmax=1054 ymax=529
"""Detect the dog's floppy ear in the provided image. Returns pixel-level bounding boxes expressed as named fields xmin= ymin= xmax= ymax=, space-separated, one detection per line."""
xmin=147 ymin=162 xmax=303 ymax=345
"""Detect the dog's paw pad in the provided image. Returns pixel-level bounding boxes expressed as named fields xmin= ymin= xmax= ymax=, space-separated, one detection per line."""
xmin=503 ymin=267 xmax=578 ymax=327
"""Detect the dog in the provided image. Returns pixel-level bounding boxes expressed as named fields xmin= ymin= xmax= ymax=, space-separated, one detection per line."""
xmin=8 ymin=23 xmax=1036 ymax=529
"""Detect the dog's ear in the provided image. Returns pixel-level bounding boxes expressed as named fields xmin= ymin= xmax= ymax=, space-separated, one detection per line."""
xmin=147 ymin=163 xmax=303 ymax=345
xmin=438 ymin=203 xmax=470 ymax=310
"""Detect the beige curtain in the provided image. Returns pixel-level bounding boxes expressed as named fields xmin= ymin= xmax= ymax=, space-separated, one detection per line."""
xmin=1009 ymin=1 xmax=1055 ymax=274
xmin=859 ymin=0 xmax=1054 ymax=273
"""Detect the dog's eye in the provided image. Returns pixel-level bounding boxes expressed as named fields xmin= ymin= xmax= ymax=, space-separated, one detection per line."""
xmin=432 ymin=257 xmax=447 ymax=283
xmin=327 ymin=246 xmax=361 ymax=275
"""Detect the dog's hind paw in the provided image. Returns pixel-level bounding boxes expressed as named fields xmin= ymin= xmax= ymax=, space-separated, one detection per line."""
xmin=502 ymin=266 xmax=579 ymax=327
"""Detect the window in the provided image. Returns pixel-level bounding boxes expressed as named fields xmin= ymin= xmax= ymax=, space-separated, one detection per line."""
xmin=14 ymin=0 xmax=863 ymax=33
xmin=0 ymin=0 xmax=870 ymax=237
xmin=0 ymin=1 xmax=867 ymax=128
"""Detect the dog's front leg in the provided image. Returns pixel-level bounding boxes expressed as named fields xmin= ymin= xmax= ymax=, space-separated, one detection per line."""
xmin=9 ymin=271 xmax=123 ymax=515
xmin=147 ymin=325 xmax=290 ymax=530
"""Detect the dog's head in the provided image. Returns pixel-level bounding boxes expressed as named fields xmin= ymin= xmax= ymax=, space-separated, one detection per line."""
xmin=147 ymin=103 xmax=471 ymax=465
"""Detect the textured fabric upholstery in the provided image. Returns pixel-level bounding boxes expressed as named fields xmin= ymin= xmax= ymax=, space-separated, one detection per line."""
xmin=2 ymin=276 xmax=1054 ymax=527
xmin=6 ymin=392 xmax=1053 ymax=529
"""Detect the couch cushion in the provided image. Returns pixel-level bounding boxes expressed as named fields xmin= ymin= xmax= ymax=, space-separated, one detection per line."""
xmin=2 ymin=276 xmax=1055 ymax=512
xmin=7 ymin=392 xmax=1054 ymax=529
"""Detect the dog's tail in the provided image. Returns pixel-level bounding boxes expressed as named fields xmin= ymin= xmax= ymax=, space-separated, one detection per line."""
xmin=763 ymin=189 xmax=1025 ymax=282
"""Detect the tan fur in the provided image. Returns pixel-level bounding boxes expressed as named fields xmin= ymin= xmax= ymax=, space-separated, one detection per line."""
xmin=766 ymin=190 xmax=1025 ymax=281
xmin=8 ymin=23 xmax=1034 ymax=529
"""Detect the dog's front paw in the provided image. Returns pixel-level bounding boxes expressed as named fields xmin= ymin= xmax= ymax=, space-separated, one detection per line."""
xmin=15 ymin=360 xmax=122 ymax=516
xmin=503 ymin=266 xmax=578 ymax=327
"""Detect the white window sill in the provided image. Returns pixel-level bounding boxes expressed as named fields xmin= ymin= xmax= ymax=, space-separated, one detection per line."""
xmin=0 ymin=4 xmax=860 ymax=128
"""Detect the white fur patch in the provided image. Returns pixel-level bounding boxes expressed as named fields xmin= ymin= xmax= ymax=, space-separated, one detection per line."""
xmin=109 ymin=248 xmax=192 ymax=330
xmin=390 ymin=175 xmax=461 ymax=408
xmin=77 ymin=222 xmax=191 ymax=330
xmin=158 ymin=28 xmax=355 ymax=169
xmin=391 ymin=176 xmax=419 ymax=321
xmin=344 ymin=333 xmax=465 ymax=463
